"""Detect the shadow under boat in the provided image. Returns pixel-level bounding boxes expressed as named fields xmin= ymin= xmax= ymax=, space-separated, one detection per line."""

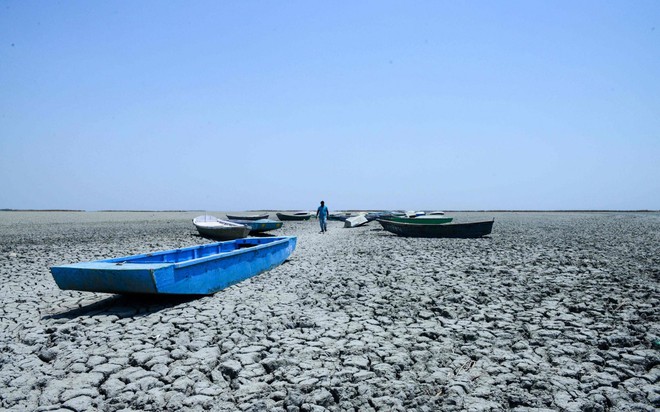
xmin=192 ymin=232 xmax=277 ymax=241
xmin=42 ymin=293 xmax=201 ymax=320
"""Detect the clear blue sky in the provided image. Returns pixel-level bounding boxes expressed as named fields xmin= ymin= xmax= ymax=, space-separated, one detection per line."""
xmin=1 ymin=1 xmax=658 ymax=211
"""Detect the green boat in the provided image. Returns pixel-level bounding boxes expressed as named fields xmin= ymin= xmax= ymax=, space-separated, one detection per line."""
xmin=380 ymin=215 xmax=453 ymax=225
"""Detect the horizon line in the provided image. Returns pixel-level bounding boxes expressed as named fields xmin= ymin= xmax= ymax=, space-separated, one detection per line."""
xmin=1 ymin=209 xmax=658 ymax=213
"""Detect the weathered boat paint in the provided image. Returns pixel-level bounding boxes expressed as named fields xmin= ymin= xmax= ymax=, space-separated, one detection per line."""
xmin=50 ymin=236 xmax=297 ymax=295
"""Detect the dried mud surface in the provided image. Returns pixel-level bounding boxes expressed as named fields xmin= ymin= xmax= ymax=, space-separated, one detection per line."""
xmin=0 ymin=211 xmax=659 ymax=411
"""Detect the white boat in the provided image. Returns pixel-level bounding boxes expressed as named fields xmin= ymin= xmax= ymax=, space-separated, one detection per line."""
xmin=344 ymin=215 xmax=368 ymax=228
xmin=193 ymin=215 xmax=250 ymax=240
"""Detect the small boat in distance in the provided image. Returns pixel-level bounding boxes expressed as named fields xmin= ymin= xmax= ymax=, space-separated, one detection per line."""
xmin=344 ymin=215 xmax=368 ymax=228
xmin=228 ymin=219 xmax=283 ymax=234
xmin=226 ymin=213 xmax=269 ymax=221
xmin=365 ymin=211 xmax=396 ymax=221
xmin=328 ymin=212 xmax=357 ymax=221
xmin=50 ymin=236 xmax=297 ymax=295
xmin=276 ymin=212 xmax=313 ymax=221
xmin=193 ymin=215 xmax=250 ymax=240
xmin=378 ymin=219 xmax=494 ymax=238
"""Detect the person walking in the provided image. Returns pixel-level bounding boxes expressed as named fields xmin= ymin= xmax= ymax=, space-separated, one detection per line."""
xmin=316 ymin=200 xmax=329 ymax=233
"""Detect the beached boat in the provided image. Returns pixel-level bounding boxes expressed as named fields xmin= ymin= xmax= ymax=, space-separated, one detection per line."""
xmin=276 ymin=212 xmax=313 ymax=221
xmin=344 ymin=215 xmax=368 ymax=228
xmin=228 ymin=219 xmax=283 ymax=234
xmin=50 ymin=236 xmax=297 ymax=295
xmin=328 ymin=212 xmax=357 ymax=221
xmin=365 ymin=211 xmax=395 ymax=221
xmin=378 ymin=219 xmax=494 ymax=238
xmin=193 ymin=215 xmax=250 ymax=240
xmin=225 ymin=213 xmax=269 ymax=221
xmin=380 ymin=215 xmax=454 ymax=224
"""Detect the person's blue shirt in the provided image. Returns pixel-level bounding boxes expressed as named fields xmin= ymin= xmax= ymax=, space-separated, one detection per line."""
xmin=317 ymin=205 xmax=328 ymax=218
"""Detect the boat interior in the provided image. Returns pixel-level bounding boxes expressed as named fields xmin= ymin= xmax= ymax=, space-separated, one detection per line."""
xmin=102 ymin=237 xmax=283 ymax=264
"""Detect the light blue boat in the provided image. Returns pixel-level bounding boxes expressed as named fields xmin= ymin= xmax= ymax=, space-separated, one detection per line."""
xmin=50 ymin=236 xmax=297 ymax=295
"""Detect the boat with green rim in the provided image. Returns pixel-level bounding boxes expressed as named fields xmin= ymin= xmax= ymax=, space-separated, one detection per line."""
xmin=379 ymin=215 xmax=453 ymax=224
xmin=378 ymin=219 xmax=493 ymax=238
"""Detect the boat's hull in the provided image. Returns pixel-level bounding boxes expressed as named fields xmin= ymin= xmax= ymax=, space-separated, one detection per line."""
xmin=50 ymin=237 xmax=297 ymax=295
xmin=192 ymin=216 xmax=251 ymax=240
xmin=229 ymin=219 xmax=283 ymax=233
xmin=194 ymin=224 xmax=250 ymax=240
xmin=276 ymin=212 xmax=312 ymax=221
xmin=378 ymin=219 xmax=494 ymax=238
xmin=226 ymin=214 xmax=269 ymax=221
xmin=328 ymin=212 xmax=359 ymax=221
xmin=380 ymin=216 xmax=454 ymax=225
xmin=365 ymin=211 xmax=394 ymax=221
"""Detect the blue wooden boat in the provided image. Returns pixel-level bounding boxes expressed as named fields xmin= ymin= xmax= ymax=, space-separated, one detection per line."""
xmin=228 ymin=219 xmax=283 ymax=234
xmin=378 ymin=219 xmax=494 ymax=238
xmin=50 ymin=236 xmax=297 ymax=295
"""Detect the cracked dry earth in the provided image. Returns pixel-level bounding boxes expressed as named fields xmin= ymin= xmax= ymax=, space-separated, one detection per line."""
xmin=0 ymin=211 xmax=659 ymax=411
